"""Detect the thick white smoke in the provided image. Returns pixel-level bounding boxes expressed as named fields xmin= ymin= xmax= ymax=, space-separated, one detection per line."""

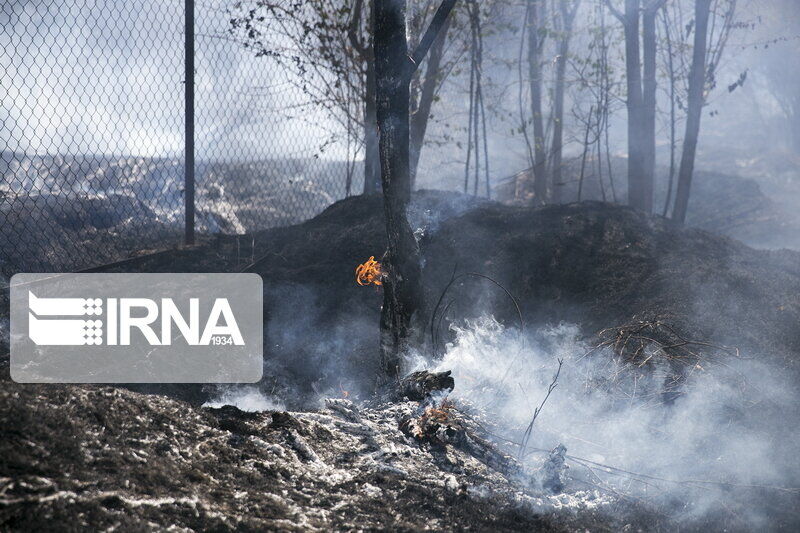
xmin=415 ymin=316 xmax=800 ymax=527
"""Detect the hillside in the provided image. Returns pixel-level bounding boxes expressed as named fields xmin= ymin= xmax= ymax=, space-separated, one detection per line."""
xmin=3 ymin=192 xmax=799 ymax=531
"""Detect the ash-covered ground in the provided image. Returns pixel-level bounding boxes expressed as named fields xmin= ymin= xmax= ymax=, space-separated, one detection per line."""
xmin=0 ymin=380 xmax=624 ymax=531
xmin=2 ymin=191 xmax=800 ymax=531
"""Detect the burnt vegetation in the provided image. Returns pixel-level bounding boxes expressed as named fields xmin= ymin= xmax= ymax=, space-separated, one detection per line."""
xmin=5 ymin=191 xmax=800 ymax=529
xmin=3 ymin=0 xmax=800 ymax=531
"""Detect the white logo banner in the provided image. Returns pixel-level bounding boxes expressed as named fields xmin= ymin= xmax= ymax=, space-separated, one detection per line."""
xmin=11 ymin=273 xmax=263 ymax=383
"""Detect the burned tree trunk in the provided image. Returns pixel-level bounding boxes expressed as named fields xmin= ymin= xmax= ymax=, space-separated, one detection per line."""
xmin=373 ymin=0 xmax=456 ymax=381
xmin=672 ymin=0 xmax=712 ymax=225
xmin=374 ymin=0 xmax=422 ymax=380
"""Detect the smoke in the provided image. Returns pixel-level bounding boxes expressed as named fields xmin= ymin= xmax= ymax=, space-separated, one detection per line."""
xmin=413 ymin=316 xmax=800 ymax=528
xmin=203 ymin=386 xmax=285 ymax=412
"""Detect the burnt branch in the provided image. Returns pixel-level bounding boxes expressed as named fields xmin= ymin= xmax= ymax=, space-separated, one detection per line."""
xmin=407 ymin=0 xmax=458 ymax=79
xmin=380 ymin=370 xmax=456 ymax=403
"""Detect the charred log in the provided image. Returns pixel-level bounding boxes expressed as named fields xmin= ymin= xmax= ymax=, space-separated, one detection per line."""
xmin=380 ymin=370 xmax=455 ymax=402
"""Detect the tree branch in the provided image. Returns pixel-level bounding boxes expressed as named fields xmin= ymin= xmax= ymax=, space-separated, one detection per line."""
xmin=603 ymin=0 xmax=625 ymax=23
xmin=408 ymin=0 xmax=458 ymax=77
xmin=645 ymin=0 xmax=668 ymax=15
xmin=563 ymin=0 xmax=582 ymax=22
xmin=348 ymin=0 xmax=367 ymax=56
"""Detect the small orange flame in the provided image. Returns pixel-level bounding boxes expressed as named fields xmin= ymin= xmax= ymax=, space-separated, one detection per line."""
xmin=339 ymin=381 xmax=350 ymax=399
xmin=356 ymin=256 xmax=383 ymax=286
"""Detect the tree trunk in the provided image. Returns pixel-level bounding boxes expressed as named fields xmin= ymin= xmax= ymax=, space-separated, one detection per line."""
xmin=672 ymin=0 xmax=711 ymax=225
xmin=528 ymin=0 xmax=548 ymax=204
xmin=621 ymin=0 xmax=647 ymax=212
xmin=373 ymin=0 xmax=424 ymax=381
xmin=410 ymin=15 xmax=450 ymax=189
xmin=662 ymin=7 xmax=677 ymax=217
xmin=362 ymin=2 xmax=381 ymax=195
xmin=641 ymin=2 xmax=662 ymax=214
xmin=550 ymin=0 xmax=579 ymax=204
xmin=363 ymin=59 xmax=382 ymax=194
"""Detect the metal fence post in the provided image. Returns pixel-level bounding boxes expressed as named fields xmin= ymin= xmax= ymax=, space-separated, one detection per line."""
xmin=184 ymin=0 xmax=195 ymax=246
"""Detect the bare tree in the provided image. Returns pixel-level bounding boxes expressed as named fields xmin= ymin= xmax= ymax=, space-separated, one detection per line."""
xmin=660 ymin=4 xmax=679 ymax=216
xmin=605 ymin=0 xmax=665 ymax=214
xmin=527 ymin=0 xmax=549 ymax=204
xmin=348 ymin=0 xmax=382 ymax=193
xmin=641 ymin=0 xmax=668 ymax=213
xmin=230 ymin=0 xmax=461 ymax=196
xmin=672 ymin=0 xmax=737 ymax=224
xmin=374 ymin=0 xmax=457 ymax=381
xmin=567 ymin=0 xmax=624 ymax=203
xmin=410 ymin=11 xmax=451 ymax=189
xmin=550 ymin=0 xmax=582 ymax=204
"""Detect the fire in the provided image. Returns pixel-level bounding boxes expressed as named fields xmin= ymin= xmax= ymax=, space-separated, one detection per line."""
xmin=355 ymin=256 xmax=383 ymax=286
xmin=421 ymin=399 xmax=454 ymax=425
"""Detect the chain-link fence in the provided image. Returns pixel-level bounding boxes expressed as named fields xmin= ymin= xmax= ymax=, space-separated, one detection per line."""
xmin=0 ymin=0 xmax=356 ymax=280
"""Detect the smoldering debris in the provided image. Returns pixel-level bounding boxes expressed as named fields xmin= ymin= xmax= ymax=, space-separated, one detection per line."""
xmin=423 ymin=315 xmax=800 ymax=530
xmin=0 ymin=379 xmax=620 ymax=532
xmin=380 ymin=369 xmax=455 ymax=402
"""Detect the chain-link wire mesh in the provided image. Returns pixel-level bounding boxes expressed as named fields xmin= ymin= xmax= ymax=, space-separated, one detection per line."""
xmin=0 ymin=0 xmax=355 ymax=281
xmin=193 ymin=0 xmax=359 ymax=236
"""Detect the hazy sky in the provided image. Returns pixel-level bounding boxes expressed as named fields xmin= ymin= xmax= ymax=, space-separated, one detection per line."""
xmin=1 ymin=0 xmax=337 ymax=160
xmin=2 ymin=0 xmax=798 ymax=177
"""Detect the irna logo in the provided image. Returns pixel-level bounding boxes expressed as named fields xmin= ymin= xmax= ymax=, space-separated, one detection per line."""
xmin=11 ymin=273 xmax=263 ymax=383
xmin=28 ymin=293 xmax=244 ymax=347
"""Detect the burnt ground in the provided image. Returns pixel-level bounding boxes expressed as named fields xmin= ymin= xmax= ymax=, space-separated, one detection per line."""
xmin=2 ymin=191 xmax=800 ymax=530
xmin=0 ymin=385 xmax=581 ymax=532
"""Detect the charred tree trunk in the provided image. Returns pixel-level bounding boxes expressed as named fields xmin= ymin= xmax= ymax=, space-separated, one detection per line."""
xmin=672 ymin=0 xmax=712 ymax=225
xmin=550 ymin=0 xmax=579 ymax=204
xmin=374 ymin=0 xmax=422 ymax=380
xmin=373 ymin=0 xmax=456 ymax=381
xmin=528 ymin=0 xmax=548 ymax=204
